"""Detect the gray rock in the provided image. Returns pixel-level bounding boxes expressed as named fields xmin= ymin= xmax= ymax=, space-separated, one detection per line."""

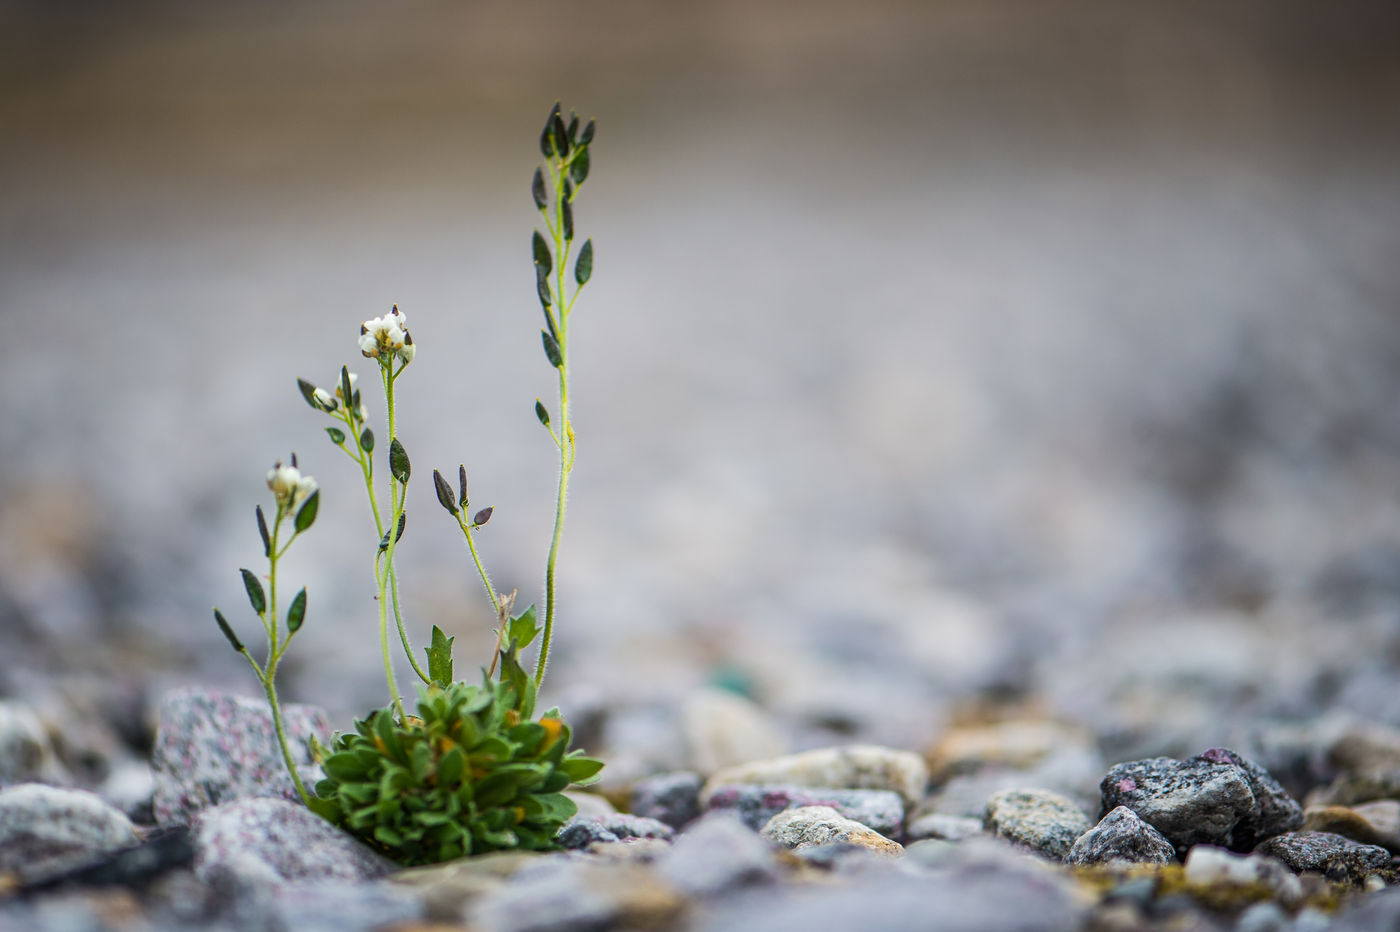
xmin=702 ymin=745 xmax=928 ymax=807
xmin=1197 ymin=747 xmax=1303 ymax=848
xmin=242 ymin=882 xmax=424 ymax=932
xmin=1234 ymin=901 xmax=1291 ymax=932
xmin=630 ymin=771 xmax=703 ymax=829
xmin=467 ymin=859 xmax=683 ymax=932
xmin=654 ymin=810 xmax=777 ymax=896
xmin=1253 ymin=831 xmax=1391 ymax=884
xmin=1330 ymin=884 xmax=1400 ymax=932
xmin=389 ymin=851 xmax=544 ymax=920
xmin=0 ymin=701 xmax=65 ymax=786
xmin=703 ymin=783 xmax=904 ymax=836
xmin=682 ymin=687 xmax=788 ymax=774
xmin=1099 ymin=752 xmax=1258 ymax=852
xmin=151 ymin=688 xmax=331 ymax=827
xmin=985 ymin=788 xmax=1092 ymax=860
xmin=907 ymin=812 xmax=986 ymax=842
xmin=555 ymin=812 xmax=675 ymax=849
xmin=760 ymin=805 xmax=903 ymax=855
xmin=0 ymin=783 xmax=137 ymax=882
xmin=193 ymin=797 xmax=396 ymax=887
xmin=1303 ymin=801 xmax=1400 ymax=853
xmin=1182 ymin=845 xmax=1303 ymax=905
xmin=1064 ymin=805 xmax=1175 ymax=865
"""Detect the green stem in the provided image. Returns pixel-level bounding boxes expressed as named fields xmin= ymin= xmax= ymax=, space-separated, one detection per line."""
xmin=382 ymin=363 xmax=432 ymax=687
xmin=262 ymin=661 xmax=311 ymax=805
xmin=261 ymin=503 xmax=311 ymax=806
xmin=458 ymin=516 xmax=501 ymax=616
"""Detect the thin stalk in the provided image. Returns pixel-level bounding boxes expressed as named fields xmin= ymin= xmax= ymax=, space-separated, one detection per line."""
xmin=261 ymin=503 xmax=312 ymax=805
xmin=382 ymin=362 xmax=432 ymax=686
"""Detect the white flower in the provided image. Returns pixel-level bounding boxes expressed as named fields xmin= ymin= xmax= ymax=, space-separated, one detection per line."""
xmin=359 ymin=305 xmax=413 ymax=364
xmin=312 ymin=387 xmax=337 ymax=410
xmin=267 ymin=461 xmax=317 ymax=509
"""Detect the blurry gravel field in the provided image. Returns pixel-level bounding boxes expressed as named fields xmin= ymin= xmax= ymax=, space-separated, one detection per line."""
xmin=2 ymin=0 xmax=1399 ymax=757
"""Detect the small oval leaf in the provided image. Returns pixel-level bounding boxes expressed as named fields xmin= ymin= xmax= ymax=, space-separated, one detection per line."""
xmin=541 ymin=330 xmax=563 ymax=368
xmin=570 ymin=146 xmax=590 ymax=186
xmin=287 ymin=587 xmax=307 ymax=633
xmin=532 ymin=230 xmax=552 ymax=276
xmin=241 ymin=569 xmax=266 ymax=616
xmin=574 ymin=238 xmax=593 ymax=285
xmin=389 ymin=438 xmax=411 ymax=483
xmin=534 ymin=400 xmax=550 ymax=428
xmin=360 ymin=426 xmax=374 ymax=453
xmin=326 ymin=426 xmax=346 ymax=445
xmin=432 ymin=469 xmax=459 ymax=515
xmin=294 ymin=489 xmax=319 ymax=533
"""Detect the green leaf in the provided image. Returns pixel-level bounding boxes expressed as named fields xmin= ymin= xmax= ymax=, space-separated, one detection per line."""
xmin=432 ymin=469 xmax=459 ymax=515
xmin=389 ymin=438 xmax=411 ymax=483
xmin=374 ymin=825 xmax=404 ymax=846
xmin=326 ymin=426 xmax=346 ymax=445
xmin=561 ymin=198 xmax=573 ymax=241
xmin=570 ymin=146 xmax=590 ymax=185
xmin=550 ymin=111 xmax=570 ymax=159
xmin=240 ymin=569 xmax=266 ymax=616
xmin=507 ymin=604 xmax=539 ymax=650
xmin=213 ymin=608 xmax=243 ymax=652
xmin=378 ymin=512 xmax=407 ymax=552
xmin=255 ymin=506 xmax=271 ymax=557
xmin=297 ymin=378 xmax=320 ymax=410
xmin=534 ymin=792 xmax=579 ymax=822
xmin=539 ymin=103 xmax=560 ymax=157
xmin=294 ymin=489 xmax=319 ymax=533
xmin=534 ymin=400 xmax=550 ymax=428
xmin=305 ymin=795 xmax=343 ymax=823
xmin=566 ymin=112 xmax=579 ymax=143
xmin=579 ymin=118 xmax=596 ymax=146
xmin=438 ymin=746 xmax=466 ymax=785
xmin=575 ymin=238 xmax=593 ymax=285
xmin=360 ymin=426 xmax=374 ymax=452
xmin=287 ymin=586 xmax=307 ymax=633
xmin=532 ymin=230 xmax=552 ymax=276
xmin=425 ymin=624 xmax=455 ymax=687
xmin=541 ymin=330 xmax=563 ymax=368
xmin=322 ymin=752 xmax=367 ymax=783
xmin=531 ymin=167 xmax=547 ymax=210
xmin=558 ymin=755 xmax=605 ymax=784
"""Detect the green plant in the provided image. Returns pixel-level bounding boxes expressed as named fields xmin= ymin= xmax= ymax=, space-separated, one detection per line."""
xmin=213 ymin=102 xmax=604 ymax=862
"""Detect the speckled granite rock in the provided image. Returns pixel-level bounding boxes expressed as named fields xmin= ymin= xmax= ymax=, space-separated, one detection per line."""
xmin=193 ymin=797 xmax=395 ymax=887
xmin=0 ymin=784 xmax=137 ymax=882
xmin=1099 ymin=748 xmax=1301 ymax=853
xmin=985 ymin=788 xmax=1091 ymax=860
xmin=1065 ymin=805 xmax=1174 ymax=865
xmin=151 ymin=688 xmax=331 ymax=827
xmin=630 ymin=771 xmax=703 ymax=829
xmin=760 ymin=805 xmax=902 ymax=855
xmin=703 ymin=784 xmax=904 ymax=836
xmin=701 ymin=745 xmax=928 ymax=807
xmin=555 ymin=813 xmax=675 ymax=850
xmin=1253 ymin=831 xmax=1391 ymax=884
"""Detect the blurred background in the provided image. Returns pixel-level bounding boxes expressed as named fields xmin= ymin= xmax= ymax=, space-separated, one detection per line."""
xmin=2 ymin=0 xmax=1399 ymax=790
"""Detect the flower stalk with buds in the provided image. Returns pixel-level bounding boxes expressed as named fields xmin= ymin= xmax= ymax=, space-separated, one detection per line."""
xmin=212 ymin=455 xmax=320 ymax=806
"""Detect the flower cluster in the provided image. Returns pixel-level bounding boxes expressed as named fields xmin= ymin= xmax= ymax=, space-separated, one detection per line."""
xmin=266 ymin=458 xmax=317 ymax=509
xmin=359 ymin=305 xmax=415 ymax=365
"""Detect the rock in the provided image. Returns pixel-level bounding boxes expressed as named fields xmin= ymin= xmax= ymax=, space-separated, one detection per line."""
xmin=1182 ymin=845 xmax=1303 ymax=905
xmin=1327 ymin=721 xmax=1400 ymax=776
xmin=1234 ymin=901 xmax=1291 ymax=932
xmin=1330 ymin=884 xmax=1400 ymax=931
xmin=98 ymin=759 xmax=156 ymax=823
xmin=906 ymin=812 xmax=985 ymax=842
xmin=701 ymin=745 xmax=928 ymax=808
xmin=984 ymin=788 xmax=1091 ymax=860
xmin=1304 ymin=802 xmax=1400 ymax=853
xmin=193 ymin=797 xmax=395 ymax=887
xmin=0 ymin=701 xmax=66 ymax=786
xmin=467 ymin=859 xmax=684 ymax=932
xmin=1253 ymin=831 xmax=1390 ymax=884
xmin=151 ymin=688 xmax=331 ymax=827
xmin=563 ymin=791 xmax=615 ymax=819
xmin=760 ymin=805 xmax=903 ymax=855
xmin=682 ymin=688 xmax=788 ymax=773
xmin=925 ymin=720 xmax=1097 ymax=782
xmin=1196 ymin=747 xmax=1304 ymax=848
xmin=629 ymin=771 xmax=703 ymax=829
xmin=390 ymin=851 xmax=542 ymax=920
xmin=243 ymin=883 xmax=423 ymax=932
xmin=1308 ymin=771 xmax=1400 ymax=807
xmin=1064 ymin=805 xmax=1175 ymax=865
xmin=1099 ymin=748 xmax=1301 ymax=853
xmin=654 ymin=811 xmax=778 ymax=897
xmin=555 ymin=813 xmax=674 ymax=850
xmin=0 ymin=784 xmax=137 ymax=882
xmin=703 ymin=783 xmax=904 ymax=836
xmin=18 ymin=827 xmax=193 ymax=891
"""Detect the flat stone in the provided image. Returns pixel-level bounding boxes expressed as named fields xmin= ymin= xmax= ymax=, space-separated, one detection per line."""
xmin=760 ymin=805 xmax=903 ymax=856
xmin=193 ymin=797 xmax=396 ymax=887
xmin=1253 ymin=831 xmax=1391 ymax=884
xmin=1064 ymin=805 xmax=1174 ymax=865
xmin=151 ymin=688 xmax=331 ymax=827
xmin=702 ymin=745 xmax=928 ymax=808
xmin=0 ymin=784 xmax=137 ymax=882
xmin=925 ymin=720 xmax=1097 ymax=782
xmin=985 ymin=788 xmax=1091 ymax=860
xmin=390 ymin=851 xmax=542 ymax=920
xmin=654 ymin=811 xmax=778 ymax=897
xmin=1304 ymin=802 xmax=1400 ymax=853
xmin=555 ymin=813 xmax=674 ymax=850
xmin=906 ymin=812 xmax=986 ymax=842
xmin=703 ymin=783 xmax=904 ymax=836
xmin=629 ymin=771 xmax=703 ymax=829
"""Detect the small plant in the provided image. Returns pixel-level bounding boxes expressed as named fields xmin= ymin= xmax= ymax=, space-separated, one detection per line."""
xmin=212 ymin=103 xmax=603 ymax=862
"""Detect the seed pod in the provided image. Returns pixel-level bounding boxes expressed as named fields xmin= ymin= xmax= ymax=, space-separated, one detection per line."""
xmin=570 ymin=147 xmax=590 ymax=186
xmin=389 ymin=438 xmax=411 ymax=483
xmin=535 ymin=399 xmax=550 ymax=428
xmin=562 ymin=199 xmax=573 ymax=241
xmin=326 ymin=426 xmax=346 ymax=445
xmin=473 ymin=506 xmax=493 ymax=527
xmin=295 ymin=489 xmax=319 ymax=533
xmin=531 ymin=167 xmax=547 ymax=210
xmin=458 ymin=464 xmax=469 ymax=508
xmin=297 ymin=378 xmax=321 ymax=410
xmin=432 ymin=469 xmax=459 ymax=515
xmin=213 ymin=609 xmax=244 ymax=653
xmin=532 ymin=230 xmax=552 ymax=276
xmin=241 ymin=569 xmax=266 ymax=616
xmin=536 ymin=266 xmax=553 ymax=310
xmin=360 ymin=426 xmax=374 ymax=452
xmin=575 ymin=238 xmax=593 ymax=285
xmin=256 ymin=505 xmax=271 ymax=557
xmin=287 ymin=587 xmax=307 ymax=633
xmin=541 ymin=330 xmax=563 ymax=368
xmin=579 ymin=119 xmax=596 ymax=145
